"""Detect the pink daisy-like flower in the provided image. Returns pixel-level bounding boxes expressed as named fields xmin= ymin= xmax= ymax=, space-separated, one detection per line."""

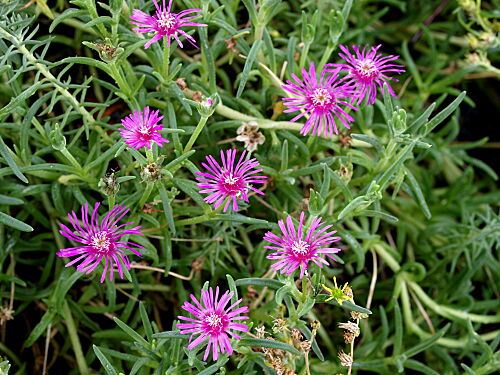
xmin=326 ymin=44 xmax=406 ymax=105
xmin=130 ymin=0 xmax=207 ymax=49
xmin=195 ymin=149 xmax=267 ymax=212
xmin=176 ymin=286 xmax=249 ymax=361
xmin=119 ymin=106 xmax=169 ymax=149
xmin=57 ymin=203 xmax=144 ymax=283
xmin=282 ymin=62 xmax=358 ymax=137
xmin=264 ymin=212 xmax=342 ymax=279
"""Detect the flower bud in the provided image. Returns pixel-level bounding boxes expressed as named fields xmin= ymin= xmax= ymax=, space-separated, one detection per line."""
xmin=98 ymin=173 xmax=120 ymax=196
xmin=196 ymin=94 xmax=219 ymax=117
xmin=50 ymin=123 xmax=66 ymax=151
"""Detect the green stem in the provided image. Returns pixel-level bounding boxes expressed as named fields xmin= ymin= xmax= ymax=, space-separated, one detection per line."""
xmin=84 ymin=0 xmax=110 ymax=38
xmin=213 ymin=103 xmax=371 ymax=148
xmin=184 ymin=115 xmax=209 ymax=153
xmin=254 ymin=23 xmax=265 ymax=63
xmin=408 ymin=281 xmax=500 ymax=324
xmin=145 ymin=148 xmax=154 ymax=163
xmin=299 ymin=42 xmax=311 ymax=71
xmin=62 ymin=300 xmax=89 ymax=375
xmin=175 ymin=214 xmax=214 ymax=226
xmin=0 ymin=25 xmax=112 ymax=143
xmin=60 ymin=148 xmax=83 ymax=172
xmin=228 ymin=245 xmax=246 ymax=269
xmin=376 ymin=244 xmax=500 ymax=324
xmin=318 ymin=45 xmax=335 ymax=72
xmin=400 ymin=281 xmax=500 ymax=348
xmin=108 ymin=195 xmax=115 ymax=210
xmin=373 ymin=243 xmax=401 ymax=272
xmin=238 ymin=228 xmax=254 ymax=254
xmin=108 ymin=62 xmax=139 ymax=110
xmin=114 ymin=283 xmax=171 ymax=292
xmin=138 ymin=183 xmax=154 ymax=209
xmin=162 ymin=42 xmax=170 ymax=80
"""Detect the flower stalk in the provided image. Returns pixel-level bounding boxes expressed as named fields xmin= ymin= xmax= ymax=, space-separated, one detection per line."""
xmin=183 ymin=114 xmax=208 ymax=153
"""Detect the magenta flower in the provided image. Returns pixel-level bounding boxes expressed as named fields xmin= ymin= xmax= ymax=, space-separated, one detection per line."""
xmin=282 ymin=62 xmax=358 ymax=137
xmin=176 ymin=286 xmax=249 ymax=361
xmin=195 ymin=149 xmax=267 ymax=212
xmin=326 ymin=44 xmax=406 ymax=105
xmin=264 ymin=212 xmax=342 ymax=279
xmin=119 ymin=107 xmax=169 ymax=149
xmin=57 ymin=203 xmax=144 ymax=283
xmin=130 ymin=0 xmax=207 ymax=49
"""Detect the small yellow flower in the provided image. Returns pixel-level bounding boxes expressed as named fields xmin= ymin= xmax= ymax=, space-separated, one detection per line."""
xmin=322 ymin=276 xmax=352 ymax=305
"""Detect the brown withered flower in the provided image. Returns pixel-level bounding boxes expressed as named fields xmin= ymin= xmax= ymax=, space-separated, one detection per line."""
xmin=338 ymin=322 xmax=360 ymax=336
xmin=350 ymin=311 xmax=369 ymax=320
xmin=299 ymin=340 xmax=312 ymax=353
xmin=272 ymin=317 xmax=287 ymax=333
xmin=343 ymin=331 xmax=355 ymax=344
xmin=224 ymin=37 xmax=238 ymax=53
xmin=290 ymin=328 xmax=303 ymax=341
xmin=236 ymin=121 xmax=265 ymax=152
xmin=338 ymin=350 xmax=353 ymax=367
xmin=192 ymin=91 xmax=203 ymax=102
xmin=343 ymin=284 xmax=354 ymax=300
xmin=338 ymin=132 xmax=352 ymax=147
xmin=175 ymin=77 xmax=187 ymax=90
xmin=255 ymin=326 xmax=267 ymax=338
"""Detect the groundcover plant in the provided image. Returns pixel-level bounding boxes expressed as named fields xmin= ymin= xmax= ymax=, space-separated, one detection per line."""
xmin=0 ymin=0 xmax=499 ymax=374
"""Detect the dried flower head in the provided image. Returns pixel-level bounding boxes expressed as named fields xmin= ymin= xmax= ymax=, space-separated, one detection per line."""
xmin=119 ymin=107 xmax=169 ymax=150
xmin=338 ymin=350 xmax=353 ymax=367
xmin=282 ymin=62 xmax=358 ymax=137
xmin=98 ymin=172 xmax=120 ymax=196
xmin=344 ymin=331 xmax=355 ymax=344
xmin=0 ymin=306 xmax=14 ymax=325
xmin=343 ymin=284 xmax=354 ymax=300
xmin=310 ymin=320 xmax=321 ymax=330
xmin=255 ymin=326 xmax=267 ymax=338
xmin=269 ymin=357 xmax=286 ymax=375
xmin=195 ymin=149 xmax=267 ymax=212
xmin=290 ymin=328 xmax=303 ymax=341
xmin=130 ymin=0 xmax=207 ymax=49
xmin=322 ymin=276 xmax=351 ymax=305
xmin=176 ymin=286 xmax=249 ymax=361
xmin=327 ymin=44 xmax=405 ymax=105
xmin=236 ymin=121 xmax=266 ymax=152
xmin=264 ymin=212 xmax=342 ymax=279
xmin=89 ymin=39 xmax=123 ymax=61
xmin=225 ymin=37 xmax=238 ymax=53
xmin=175 ymin=77 xmax=187 ymax=90
xmin=338 ymin=322 xmax=360 ymax=336
xmin=141 ymin=159 xmax=164 ymax=183
xmin=350 ymin=311 xmax=369 ymax=320
xmin=192 ymin=91 xmax=203 ymax=102
xmin=57 ymin=203 xmax=144 ymax=282
xmin=272 ymin=317 xmax=288 ymax=333
xmin=299 ymin=340 xmax=312 ymax=353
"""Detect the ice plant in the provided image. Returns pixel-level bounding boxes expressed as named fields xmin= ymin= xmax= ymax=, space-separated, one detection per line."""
xmin=130 ymin=0 xmax=206 ymax=49
xmin=264 ymin=212 xmax=342 ymax=278
xmin=119 ymin=106 xmax=169 ymax=149
xmin=322 ymin=276 xmax=352 ymax=305
xmin=176 ymin=286 xmax=249 ymax=361
xmin=57 ymin=203 xmax=144 ymax=282
xmin=326 ymin=44 xmax=406 ymax=105
xmin=195 ymin=149 xmax=267 ymax=212
xmin=282 ymin=62 xmax=358 ymax=137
